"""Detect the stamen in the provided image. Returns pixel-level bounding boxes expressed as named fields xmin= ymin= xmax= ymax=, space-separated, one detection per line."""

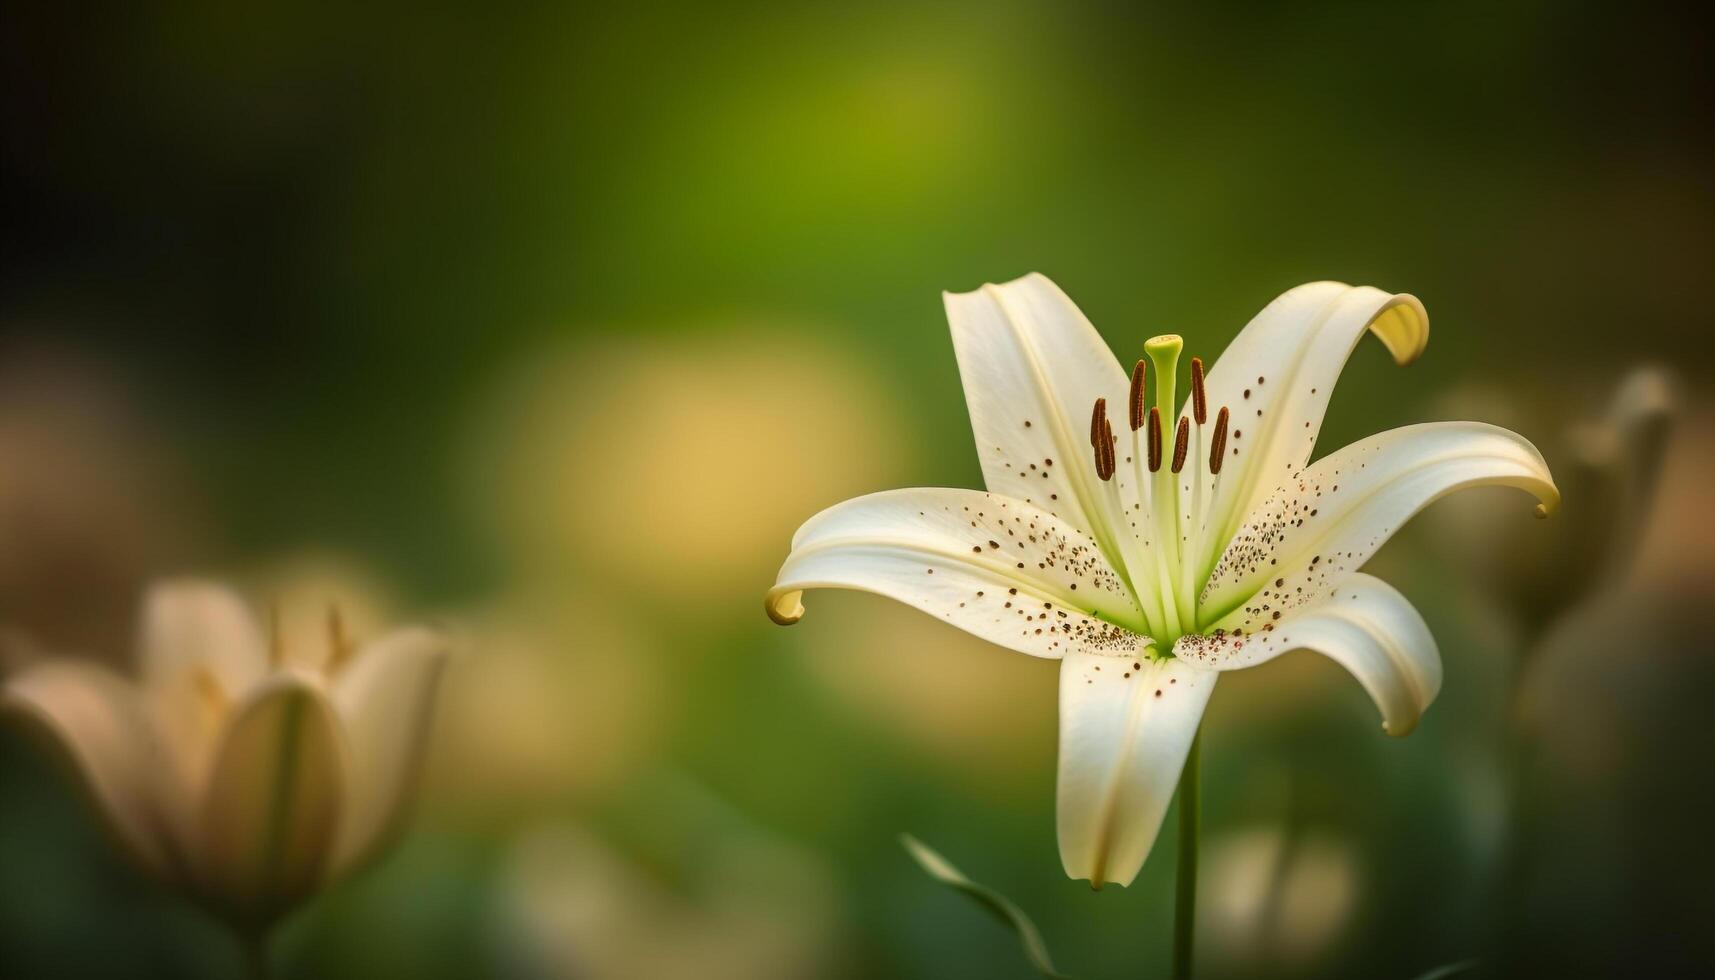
xmin=268 ymin=600 xmax=284 ymax=669
xmin=1190 ymin=356 xmax=1207 ymax=424
xmin=1209 ymin=407 xmax=1230 ymax=474
xmin=1147 ymin=406 xmax=1163 ymax=472
xmin=1128 ymin=360 xmax=1146 ymax=431
xmin=193 ymin=666 xmax=227 ymax=714
xmin=1090 ymin=397 xmax=1107 ymax=448
xmin=1096 ymin=418 xmax=1117 ymax=480
xmin=327 ymin=605 xmax=354 ymax=673
xmin=1171 ymin=417 xmax=1190 ymax=473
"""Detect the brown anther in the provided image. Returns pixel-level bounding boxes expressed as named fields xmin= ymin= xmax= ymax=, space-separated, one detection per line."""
xmin=1128 ymin=360 xmax=1146 ymax=431
xmin=1090 ymin=397 xmax=1107 ymax=448
xmin=1209 ymin=407 xmax=1230 ymax=474
xmin=1190 ymin=357 xmax=1207 ymax=424
xmin=1171 ymin=417 xmax=1190 ymax=473
xmin=1147 ymin=406 xmax=1163 ymax=472
xmin=1094 ymin=417 xmax=1117 ymax=480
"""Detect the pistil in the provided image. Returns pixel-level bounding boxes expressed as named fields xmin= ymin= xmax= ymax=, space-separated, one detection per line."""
xmin=1145 ymin=335 xmax=1191 ymax=634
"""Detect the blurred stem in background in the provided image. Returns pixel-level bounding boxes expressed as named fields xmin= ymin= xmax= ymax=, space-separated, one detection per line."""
xmin=1173 ymin=728 xmax=1203 ymax=980
xmin=240 ymin=923 xmax=272 ymax=980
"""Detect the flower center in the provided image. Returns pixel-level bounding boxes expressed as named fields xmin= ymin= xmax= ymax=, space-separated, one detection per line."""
xmin=1085 ymin=337 xmax=1237 ymax=643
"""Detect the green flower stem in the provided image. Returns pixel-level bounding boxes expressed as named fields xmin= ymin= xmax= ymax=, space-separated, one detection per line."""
xmin=1172 ymin=728 xmax=1202 ymax=980
xmin=236 ymin=921 xmax=273 ymax=980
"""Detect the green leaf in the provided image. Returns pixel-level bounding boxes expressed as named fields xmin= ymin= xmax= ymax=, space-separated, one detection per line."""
xmin=900 ymin=833 xmax=1069 ymax=979
xmin=1412 ymin=958 xmax=1480 ymax=980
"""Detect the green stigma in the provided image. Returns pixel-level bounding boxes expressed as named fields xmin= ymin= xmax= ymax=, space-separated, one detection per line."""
xmin=1144 ymin=334 xmax=1183 ymax=420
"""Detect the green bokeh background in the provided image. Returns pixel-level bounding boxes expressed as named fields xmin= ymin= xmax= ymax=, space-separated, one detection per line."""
xmin=3 ymin=2 xmax=1712 ymax=978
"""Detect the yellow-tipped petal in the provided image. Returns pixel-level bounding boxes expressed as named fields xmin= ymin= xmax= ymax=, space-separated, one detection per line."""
xmin=765 ymin=589 xmax=804 ymax=625
xmin=1188 ymin=284 xmax=1433 ymax=581
xmin=769 ymin=487 xmax=1148 ymax=660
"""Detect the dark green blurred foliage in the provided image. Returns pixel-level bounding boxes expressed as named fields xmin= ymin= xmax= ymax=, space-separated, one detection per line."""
xmin=3 ymin=2 xmax=1712 ymax=978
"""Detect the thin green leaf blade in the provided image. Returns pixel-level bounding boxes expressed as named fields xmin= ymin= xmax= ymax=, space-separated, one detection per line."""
xmin=1413 ymin=958 xmax=1481 ymax=980
xmin=900 ymin=833 xmax=1069 ymax=979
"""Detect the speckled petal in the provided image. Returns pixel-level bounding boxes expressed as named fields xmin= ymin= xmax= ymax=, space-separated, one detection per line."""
xmin=1188 ymin=284 xmax=1429 ymax=582
xmin=768 ymin=488 xmax=1149 ymax=659
xmin=944 ymin=274 xmax=1140 ymax=586
xmin=1176 ymin=574 xmax=1439 ymax=735
xmin=1199 ymin=421 xmax=1558 ymax=632
xmin=1057 ymin=653 xmax=1214 ymax=886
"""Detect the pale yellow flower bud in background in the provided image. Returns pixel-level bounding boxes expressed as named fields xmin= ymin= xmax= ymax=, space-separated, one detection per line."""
xmin=2 ymin=579 xmax=447 ymax=931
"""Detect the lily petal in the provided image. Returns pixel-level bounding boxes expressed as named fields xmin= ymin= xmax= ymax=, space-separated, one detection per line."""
xmin=329 ymin=627 xmax=446 ymax=875
xmin=769 ymin=488 xmax=1148 ymax=659
xmin=1190 ymin=283 xmax=1429 ymax=580
xmin=198 ymin=671 xmax=345 ymax=920
xmin=140 ymin=581 xmax=271 ymax=816
xmin=140 ymin=579 xmax=270 ymax=692
xmin=944 ymin=274 xmax=1137 ymax=583
xmin=1057 ymin=653 xmax=1214 ymax=886
xmin=3 ymin=662 xmax=174 ymax=877
xmin=1200 ymin=421 xmax=1558 ymax=632
xmin=1176 ymin=574 xmax=1439 ymax=735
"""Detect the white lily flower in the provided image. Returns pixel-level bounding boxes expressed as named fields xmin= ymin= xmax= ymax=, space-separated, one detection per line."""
xmin=768 ymin=274 xmax=1558 ymax=888
xmin=2 ymin=579 xmax=446 ymax=926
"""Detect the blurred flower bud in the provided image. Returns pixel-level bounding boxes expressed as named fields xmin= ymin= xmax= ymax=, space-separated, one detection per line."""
xmin=2 ymin=580 xmax=446 ymax=930
xmin=1431 ymin=366 xmax=1676 ymax=634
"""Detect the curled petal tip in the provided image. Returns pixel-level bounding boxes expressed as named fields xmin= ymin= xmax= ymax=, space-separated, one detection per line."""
xmin=1369 ymin=293 xmax=1430 ymax=366
xmin=1534 ymin=483 xmax=1562 ymax=518
xmin=766 ymin=589 xmax=805 ymax=625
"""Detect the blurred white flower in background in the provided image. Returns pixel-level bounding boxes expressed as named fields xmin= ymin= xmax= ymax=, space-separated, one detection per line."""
xmin=2 ymin=580 xmax=446 ymax=931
